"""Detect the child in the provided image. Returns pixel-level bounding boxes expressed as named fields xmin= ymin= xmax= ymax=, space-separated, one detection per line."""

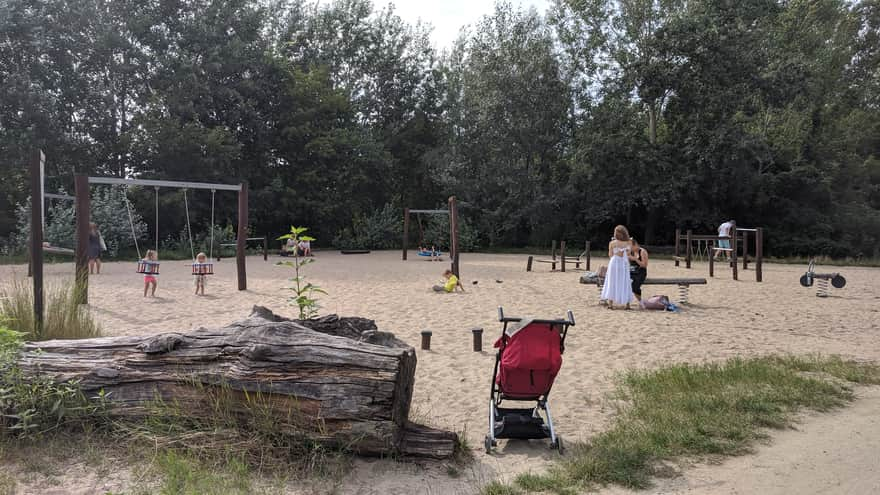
xmin=142 ymin=250 xmax=158 ymax=297
xmin=194 ymin=252 xmax=208 ymax=296
xmin=432 ymin=269 xmax=464 ymax=293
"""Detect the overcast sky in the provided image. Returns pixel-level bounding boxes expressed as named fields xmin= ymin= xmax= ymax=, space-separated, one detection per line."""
xmin=390 ymin=1 xmax=552 ymax=48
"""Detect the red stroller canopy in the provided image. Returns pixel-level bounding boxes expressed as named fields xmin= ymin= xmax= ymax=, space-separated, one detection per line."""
xmin=494 ymin=322 xmax=563 ymax=399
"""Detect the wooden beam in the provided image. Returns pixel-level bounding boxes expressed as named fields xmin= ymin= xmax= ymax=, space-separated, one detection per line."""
xmin=742 ymin=230 xmax=749 ymax=270
xmin=74 ymin=175 xmax=90 ymax=304
xmin=526 ymin=255 xmax=533 ymax=272
xmin=402 ymin=208 xmax=409 ymax=261
xmin=408 ymin=209 xmax=449 ymax=214
xmin=29 ymin=150 xmax=45 ymax=332
xmin=731 ymin=221 xmax=738 ymax=281
xmin=560 ymin=241 xmax=567 ymax=272
xmin=448 ymin=197 xmax=460 ymax=277
xmin=685 ymin=230 xmax=692 ymax=269
xmin=674 ymin=228 xmax=680 ymax=267
xmin=756 ymin=228 xmax=763 ymax=282
xmin=236 ymin=182 xmax=248 ymax=291
xmin=585 ymin=241 xmax=591 ymax=270
xmin=88 ymin=177 xmax=241 ymax=191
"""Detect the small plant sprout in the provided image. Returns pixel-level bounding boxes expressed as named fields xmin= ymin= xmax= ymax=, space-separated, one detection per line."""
xmin=276 ymin=226 xmax=326 ymax=319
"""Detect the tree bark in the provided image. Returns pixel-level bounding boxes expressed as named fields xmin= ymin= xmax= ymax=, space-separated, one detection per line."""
xmin=16 ymin=307 xmax=457 ymax=459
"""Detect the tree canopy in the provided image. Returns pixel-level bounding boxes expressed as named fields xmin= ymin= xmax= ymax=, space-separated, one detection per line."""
xmin=1 ymin=0 xmax=878 ymax=257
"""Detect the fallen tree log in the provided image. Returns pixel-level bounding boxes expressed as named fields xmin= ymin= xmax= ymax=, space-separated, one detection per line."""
xmin=16 ymin=306 xmax=457 ymax=459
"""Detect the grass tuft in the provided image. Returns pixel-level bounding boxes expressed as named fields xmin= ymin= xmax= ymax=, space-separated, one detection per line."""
xmin=1 ymin=276 xmax=100 ymax=340
xmin=490 ymin=355 xmax=880 ymax=494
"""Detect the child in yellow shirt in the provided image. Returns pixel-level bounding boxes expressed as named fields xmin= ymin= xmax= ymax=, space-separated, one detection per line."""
xmin=432 ymin=269 xmax=463 ymax=293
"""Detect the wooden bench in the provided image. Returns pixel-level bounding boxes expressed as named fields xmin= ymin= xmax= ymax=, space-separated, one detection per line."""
xmin=580 ymin=275 xmax=707 ymax=304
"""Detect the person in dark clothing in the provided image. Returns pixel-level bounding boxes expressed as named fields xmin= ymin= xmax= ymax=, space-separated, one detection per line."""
xmin=628 ymin=238 xmax=649 ymax=300
xmin=88 ymin=222 xmax=105 ymax=274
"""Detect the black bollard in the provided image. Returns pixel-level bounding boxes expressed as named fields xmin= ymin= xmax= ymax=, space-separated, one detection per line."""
xmin=421 ymin=330 xmax=432 ymax=351
xmin=471 ymin=328 xmax=483 ymax=352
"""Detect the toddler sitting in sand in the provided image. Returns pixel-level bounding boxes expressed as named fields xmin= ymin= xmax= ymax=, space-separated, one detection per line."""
xmin=432 ymin=269 xmax=463 ymax=293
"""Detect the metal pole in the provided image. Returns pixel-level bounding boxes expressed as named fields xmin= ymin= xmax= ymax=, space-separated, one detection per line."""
xmin=75 ymin=174 xmax=90 ymax=304
xmin=29 ymin=150 xmax=45 ymax=332
xmin=685 ymin=230 xmax=692 ymax=269
xmin=236 ymin=182 xmax=248 ymax=290
xmin=674 ymin=228 xmax=680 ymax=267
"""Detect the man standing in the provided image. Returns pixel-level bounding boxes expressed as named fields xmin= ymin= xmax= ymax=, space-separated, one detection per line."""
xmin=714 ymin=219 xmax=735 ymax=260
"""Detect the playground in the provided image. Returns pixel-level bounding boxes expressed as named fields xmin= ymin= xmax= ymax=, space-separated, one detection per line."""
xmin=2 ymin=251 xmax=878 ymax=493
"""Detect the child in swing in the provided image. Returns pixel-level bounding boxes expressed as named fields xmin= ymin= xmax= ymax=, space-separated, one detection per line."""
xmin=142 ymin=250 xmax=159 ymax=297
xmin=194 ymin=252 xmax=208 ymax=296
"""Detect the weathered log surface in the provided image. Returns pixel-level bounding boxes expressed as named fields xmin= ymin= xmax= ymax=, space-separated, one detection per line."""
xmin=17 ymin=306 xmax=457 ymax=458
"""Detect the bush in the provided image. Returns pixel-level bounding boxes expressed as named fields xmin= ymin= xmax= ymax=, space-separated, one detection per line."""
xmin=0 ymin=276 xmax=101 ymax=340
xmin=333 ymin=203 xmax=402 ymax=250
xmin=12 ymin=187 xmax=148 ymax=258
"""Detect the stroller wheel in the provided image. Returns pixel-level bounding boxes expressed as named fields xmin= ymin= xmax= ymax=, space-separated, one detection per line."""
xmin=484 ymin=435 xmax=493 ymax=454
xmin=551 ymin=435 xmax=564 ymax=454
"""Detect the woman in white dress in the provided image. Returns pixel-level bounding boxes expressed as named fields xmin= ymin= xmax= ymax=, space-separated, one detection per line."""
xmin=600 ymin=225 xmax=634 ymax=309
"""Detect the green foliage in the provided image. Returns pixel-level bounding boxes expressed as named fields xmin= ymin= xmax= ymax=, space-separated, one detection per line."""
xmin=12 ymin=187 xmax=148 ymax=257
xmin=492 ymin=355 xmax=880 ymax=493
xmin=333 ymin=203 xmax=402 ymax=250
xmin=155 ymin=450 xmax=252 ymax=495
xmin=277 ymin=226 xmax=325 ymax=319
xmin=0 ymin=277 xmax=101 ymax=341
xmin=1 ymin=0 xmax=879 ymax=257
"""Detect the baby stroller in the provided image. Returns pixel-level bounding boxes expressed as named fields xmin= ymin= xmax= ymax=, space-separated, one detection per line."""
xmin=485 ymin=307 xmax=575 ymax=453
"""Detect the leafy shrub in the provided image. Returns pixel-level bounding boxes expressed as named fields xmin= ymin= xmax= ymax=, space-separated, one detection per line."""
xmin=333 ymin=203 xmax=402 ymax=250
xmin=12 ymin=186 xmax=148 ymax=257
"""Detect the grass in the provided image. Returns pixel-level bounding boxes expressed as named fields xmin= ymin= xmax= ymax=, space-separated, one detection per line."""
xmin=0 ymin=276 xmax=101 ymax=340
xmin=484 ymin=355 xmax=880 ymax=494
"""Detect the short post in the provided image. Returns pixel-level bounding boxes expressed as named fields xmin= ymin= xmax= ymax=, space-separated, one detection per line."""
xmin=685 ymin=230 xmax=692 ymax=269
xmin=263 ymin=236 xmax=268 ymax=261
xmin=420 ymin=330 xmax=432 ymax=351
xmin=731 ymin=222 xmax=738 ymax=281
xmin=74 ymin=174 xmax=90 ymax=304
xmin=756 ymin=228 xmax=763 ymax=282
xmin=471 ymin=328 xmax=483 ymax=352
xmin=708 ymin=245 xmax=715 ymax=277
xmin=402 ymin=208 xmax=409 ymax=261
xmin=674 ymin=229 xmax=680 ymax=267
xmin=236 ymin=182 xmax=248 ymax=290
xmin=29 ymin=150 xmax=45 ymax=332
xmin=585 ymin=241 xmax=591 ymax=270
xmin=560 ymin=241 xmax=567 ymax=273
xmin=526 ymin=255 xmax=533 ymax=272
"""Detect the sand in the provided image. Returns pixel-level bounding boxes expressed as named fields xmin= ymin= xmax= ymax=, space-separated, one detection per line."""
xmin=1 ymin=251 xmax=879 ymax=494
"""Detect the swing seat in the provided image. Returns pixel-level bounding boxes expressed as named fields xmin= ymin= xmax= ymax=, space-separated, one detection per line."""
xmin=417 ymin=251 xmax=442 ymax=257
xmin=137 ymin=260 xmax=160 ymax=275
xmin=192 ymin=263 xmax=214 ymax=275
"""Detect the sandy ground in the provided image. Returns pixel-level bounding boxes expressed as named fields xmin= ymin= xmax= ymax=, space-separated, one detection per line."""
xmin=1 ymin=251 xmax=879 ymax=494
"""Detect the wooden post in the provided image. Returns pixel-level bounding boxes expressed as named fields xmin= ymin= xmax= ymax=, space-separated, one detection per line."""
xmin=685 ymin=230 xmax=692 ymax=269
xmin=421 ymin=330 xmax=432 ymax=351
xmin=29 ymin=150 xmax=45 ymax=332
xmin=471 ymin=328 xmax=483 ymax=352
xmin=448 ymin=197 xmax=460 ymax=278
xmin=551 ymin=240 xmax=557 ymax=261
xmin=756 ymin=228 xmax=763 ymax=282
xmin=402 ymin=208 xmax=409 ymax=261
xmin=708 ymin=242 xmax=714 ymax=278
xmin=74 ymin=174 xmax=90 ymax=304
xmin=674 ymin=229 xmax=680 ymax=267
xmin=585 ymin=241 xmax=591 ymax=270
xmin=236 ymin=182 xmax=248 ymax=291
xmin=526 ymin=256 xmax=533 ymax=272
xmin=731 ymin=222 xmax=738 ymax=281
xmin=742 ymin=230 xmax=749 ymax=270
xmin=560 ymin=241 xmax=567 ymax=272
xmin=263 ymin=236 xmax=268 ymax=261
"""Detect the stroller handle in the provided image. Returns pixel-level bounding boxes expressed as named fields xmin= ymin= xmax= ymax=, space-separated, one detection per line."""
xmin=497 ymin=306 xmax=575 ymax=326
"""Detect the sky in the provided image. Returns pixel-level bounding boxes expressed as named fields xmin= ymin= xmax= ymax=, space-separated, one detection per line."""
xmin=390 ymin=0 xmax=552 ymax=49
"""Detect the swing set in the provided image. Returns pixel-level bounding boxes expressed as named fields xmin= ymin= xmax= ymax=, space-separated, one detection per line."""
xmin=402 ymin=197 xmax=461 ymax=277
xmin=27 ymin=150 xmax=250 ymax=330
